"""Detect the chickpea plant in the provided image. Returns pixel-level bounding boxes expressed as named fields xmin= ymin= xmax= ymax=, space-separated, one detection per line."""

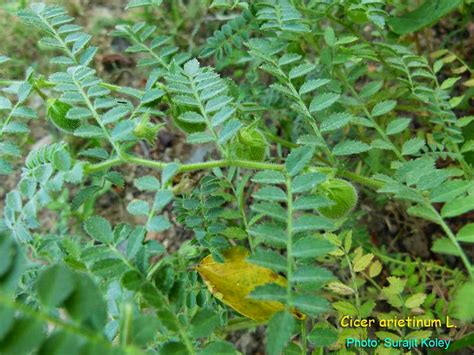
xmin=0 ymin=1 xmax=473 ymax=354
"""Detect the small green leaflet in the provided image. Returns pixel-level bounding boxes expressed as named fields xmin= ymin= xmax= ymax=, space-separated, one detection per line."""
xmin=387 ymin=0 xmax=463 ymax=35
xmin=248 ymin=223 xmax=286 ymax=248
xmin=251 ymin=202 xmax=286 ymax=222
xmin=266 ymin=311 xmax=294 ymax=355
xmin=291 ymin=294 xmax=330 ymax=316
xmin=292 ymin=215 xmax=334 ymax=233
xmin=292 ymin=237 xmax=335 ymax=258
xmin=431 ymin=238 xmax=460 ymax=256
xmin=134 ymin=175 xmax=161 ymax=191
xmin=127 ymin=200 xmax=150 ymax=216
xmin=457 ymin=224 xmax=474 ymax=243
xmin=308 ymin=326 xmax=337 ymax=347
xmin=386 ymin=118 xmax=411 ymax=135
xmin=147 ymin=215 xmax=171 ymax=232
xmin=289 ymin=63 xmax=316 ymax=79
xmin=333 ymin=140 xmax=370 ymax=156
xmin=320 ymin=112 xmax=353 ymax=132
xmin=299 ymin=79 xmax=331 ymax=95
xmin=371 ymin=100 xmax=396 ymax=117
xmin=250 ymin=284 xmax=286 ymax=302
xmin=36 ymin=265 xmax=75 ymax=308
xmin=278 ymin=53 xmax=302 ymax=66
xmin=254 ymin=186 xmax=287 ymax=202
xmin=402 ymin=137 xmax=425 ymax=155
xmin=292 ymin=172 xmax=326 ymax=193
xmin=285 ymin=146 xmax=314 ymax=176
xmin=247 ymin=249 xmax=286 ymax=272
xmin=292 ymin=265 xmax=334 ymax=284
xmin=218 ymin=119 xmax=241 ymax=144
xmin=153 ymin=190 xmax=173 ymax=211
xmin=309 ymin=93 xmax=340 ymax=112
xmin=323 ymin=27 xmax=336 ymax=47
xmin=187 ymin=132 xmax=214 ymax=144
xmin=252 ymin=171 xmax=286 ymax=184
xmin=162 ymin=163 xmax=179 ymax=185
xmin=441 ymin=196 xmax=474 ymax=218
xmin=84 ymin=216 xmax=113 ymax=244
xmin=179 ymin=112 xmax=205 ymax=123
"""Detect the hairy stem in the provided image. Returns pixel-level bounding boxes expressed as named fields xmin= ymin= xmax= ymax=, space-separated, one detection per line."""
xmin=426 ymin=203 xmax=473 ymax=278
xmin=84 ymin=155 xmax=384 ymax=189
xmin=285 ymin=175 xmax=294 ymax=307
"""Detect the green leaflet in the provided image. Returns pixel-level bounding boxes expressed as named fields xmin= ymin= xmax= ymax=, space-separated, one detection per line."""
xmin=2 ymin=1 xmax=473 ymax=353
xmin=387 ymin=0 xmax=463 ymax=35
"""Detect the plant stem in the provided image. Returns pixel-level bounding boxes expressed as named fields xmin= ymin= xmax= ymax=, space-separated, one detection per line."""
xmin=336 ymin=69 xmax=405 ymax=161
xmin=282 ymin=71 xmax=337 ymax=166
xmin=221 ymin=318 xmax=263 ymax=333
xmin=119 ymin=303 xmax=133 ymax=347
xmin=337 ymin=70 xmax=472 ymax=277
xmin=74 ymin=76 xmax=124 ymax=158
xmin=345 ymin=253 xmax=361 ymax=315
xmin=427 ymin=203 xmax=473 ymax=278
xmin=84 ymin=155 xmax=384 ymax=189
xmin=263 ymin=131 xmax=298 ymax=149
xmin=337 ymin=169 xmax=384 ymax=189
xmin=286 ymin=175 xmax=294 ymax=309
xmin=0 ymin=100 xmax=21 ymax=139
xmin=361 ymin=272 xmax=383 ymax=292
xmin=300 ymin=319 xmax=308 ymax=355
xmin=371 ymin=250 xmax=455 ymax=274
xmin=187 ymin=72 xmax=226 ymax=157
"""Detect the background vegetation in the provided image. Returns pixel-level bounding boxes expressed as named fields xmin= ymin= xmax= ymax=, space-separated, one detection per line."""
xmin=0 ymin=0 xmax=473 ymax=354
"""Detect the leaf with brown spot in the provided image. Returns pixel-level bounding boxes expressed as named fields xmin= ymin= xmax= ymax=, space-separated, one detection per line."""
xmin=196 ymin=247 xmax=304 ymax=322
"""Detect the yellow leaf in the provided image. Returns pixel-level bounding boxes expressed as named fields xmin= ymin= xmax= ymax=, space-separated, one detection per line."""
xmin=327 ymin=281 xmax=354 ymax=295
xmin=353 ymin=253 xmax=374 ymax=272
xmin=451 ymin=66 xmax=467 ymax=74
xmin=405 ymin=293 xmax=427 ymax=309
xmin=406 ymin=330 xmax=432 ymax=340
xmin=369 ymin=260 xmax=382 ymax=278
xmin=382 ymin=276 xmax=406 ymax=295
xmin=196 ymin=247 xmax=304 ymax=322
xmin=430 ymin=49 xmax=448 ymax=59
xmin=442 ymin=54 xmax=457 ymax=64
xmin=463 ymin=78 xmax=474 ymax=87
xmin=449 ymin=95 xmax=464 ymax=108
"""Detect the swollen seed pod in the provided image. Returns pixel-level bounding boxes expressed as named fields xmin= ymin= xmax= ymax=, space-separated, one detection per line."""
xmin=317 ymin=178 xmax=358 ymax=219
xmin=47 ymin=99 xmax=80 ymax=133
xmin=134 ymin=114 xmax=162 ymax=144
xmin=233 ymin=127 xmax=267 ymax=162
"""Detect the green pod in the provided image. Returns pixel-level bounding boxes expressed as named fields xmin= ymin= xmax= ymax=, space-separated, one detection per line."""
xmin=233 ymin=127 xmax=267 ymax=162
xmin=47 ymin=99 xmax=80 ymax=133
xmin=317 ymin=178 xmax=358 ymax=219
xmin=134 ymin=114 xmax=162 ymax=144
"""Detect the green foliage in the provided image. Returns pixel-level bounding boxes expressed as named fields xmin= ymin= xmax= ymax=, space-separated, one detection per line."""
xmin=387 ymin=0 xmax=463 ymax=35
xmin=1 ymin=1 xmax=473 ymax=354
xmin=0 ymin=66 xmax=35 ymax=175
xmin=200 ymin=8 xmax=255 ymax=61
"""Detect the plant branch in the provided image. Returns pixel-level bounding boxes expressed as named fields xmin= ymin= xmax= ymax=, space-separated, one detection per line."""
xmin=426 ymin=203 xmax=473 ymax=279
xmin=84 ymin=155 xmax=384 ymax=189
